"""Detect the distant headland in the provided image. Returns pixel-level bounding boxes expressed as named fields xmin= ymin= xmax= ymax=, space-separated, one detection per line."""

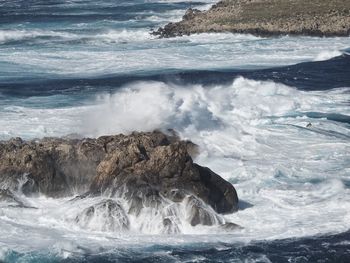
xmin=153 ymin=0 xmax=350 ymax=37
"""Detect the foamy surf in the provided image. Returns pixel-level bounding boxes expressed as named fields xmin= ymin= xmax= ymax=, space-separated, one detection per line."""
xmin=1 ymin=32 xmax=349 ymax=78
xmin=1 ymin=78 xmax=349 ymax=250
xmin=1 ymin=0 xmax=350 ymax=261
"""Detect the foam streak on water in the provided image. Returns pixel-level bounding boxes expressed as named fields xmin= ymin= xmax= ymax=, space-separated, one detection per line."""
xmin=1 ymin=32 xmax=349 ymax=80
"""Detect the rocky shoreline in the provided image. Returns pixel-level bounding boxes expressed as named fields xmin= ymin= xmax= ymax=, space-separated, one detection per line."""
xmin=0 ymin=131 xmax=239 ymax=232
xmin=154 ymin=0 xmax=350 ymax=37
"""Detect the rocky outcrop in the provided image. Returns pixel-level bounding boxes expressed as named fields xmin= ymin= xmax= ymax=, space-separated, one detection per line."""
xmin=0 ymin=131 xmax=238 ymax=215
xmin=90 ymin=133 xmax=238 ymax=214
xmin=75 ymin=199 xmax=130 ymax=232
xmin=185 ymin=195 xmax=223 ymax=226
xmin=0 ymin=136 xmax=106 ymax=197
xmin=154 ymin=0 xmax=350 ymax=37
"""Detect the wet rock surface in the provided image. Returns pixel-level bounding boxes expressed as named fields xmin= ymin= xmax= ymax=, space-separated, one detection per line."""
xmin=185 ymin=195 xmax=223 ymax=226
xmin=0 ymin=131 xmax=238 ymax=215
xmin=154 ymin=0 xmax=350 ymax=37
xmin=75 ymin=199 xmax=130 ymax=232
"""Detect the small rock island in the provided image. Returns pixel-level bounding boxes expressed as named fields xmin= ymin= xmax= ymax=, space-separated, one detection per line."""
xmin=154 ymin=0 xmax=350 ymax=37
xmin=0 ymin=131 xmax=239 ymax=233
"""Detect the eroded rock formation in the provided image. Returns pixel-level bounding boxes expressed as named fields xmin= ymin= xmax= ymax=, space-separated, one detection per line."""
xmin=0 ymin=131 xmax=238 ymax=218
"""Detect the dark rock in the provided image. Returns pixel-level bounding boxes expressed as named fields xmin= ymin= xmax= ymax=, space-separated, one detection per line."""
xmin=0 ymin=137 xmax=106 ymax=197
xmin=154 ymin=0 xmax=350 ymax=38
xmin=162 ymin=189 xmax=186 ymax=203
xmin=219 ymin=222 xmax=243 ymax=231
xmin=90 ymin=133 xmax=238 ymax=214
xmin=128 ymin=196 xmax=143 ymax=216
xmin=195 ymin=165 xmax=238 ymax=214
xmin=162 ymin=217 xmax=180 ymax=234
xmin=185 ymin=195 xmax=223 ymax=226
xmin=0 ymin=131 xmax=238 ymax=214
xmin=183 ymin=8 xmax=201 ymax=21
xmin=75 ymin=199 xmax=129 ymax=232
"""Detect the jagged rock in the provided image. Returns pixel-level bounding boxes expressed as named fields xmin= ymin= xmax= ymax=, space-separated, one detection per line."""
xmin=75 ymin=199 xmax=129 ymax=232
xmin=154 ymin=0 xmax=350 ymax=38
xmin=185 ymin=195 xmax=223 ymax=226
xmin=90 ymin=133 xmax=238 ymax=214
xmin=0 ymin=137 xmax=106 ymax=197
xmin=0 ymin=131 xmax=238 ymax=214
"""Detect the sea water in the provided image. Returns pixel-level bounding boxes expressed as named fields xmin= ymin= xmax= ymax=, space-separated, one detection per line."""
xmin=0 ymin=0 xmax=350 ymax=262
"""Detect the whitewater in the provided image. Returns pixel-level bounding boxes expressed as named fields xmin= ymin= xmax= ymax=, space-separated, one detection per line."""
xmin=0 ymin=0 xmax=350 ymax=262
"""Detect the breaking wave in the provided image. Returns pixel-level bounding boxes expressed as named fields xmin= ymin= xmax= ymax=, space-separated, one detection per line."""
xmin=1 ymin=77 xmax=349 ymax=248
xmin=1 ymin=0 xmax=350 ymax=261
xmin=0 ymin=29 xmax=153 ymax=45
xmin=313 ymin=50 xmax=343 ymax=61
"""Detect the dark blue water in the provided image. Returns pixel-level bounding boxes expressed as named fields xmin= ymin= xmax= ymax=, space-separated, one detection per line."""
xmin=1 ymin=54 xmax=349 ymax=97
xmin=2 ymin=230 xmax=350 ymax=263
xmin=0 ymin=0 xmax=204 ymax=24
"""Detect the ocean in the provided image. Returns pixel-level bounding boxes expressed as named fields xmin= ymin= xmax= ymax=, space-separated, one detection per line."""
xmin=0 ymin=0 xmax=350 ymax=262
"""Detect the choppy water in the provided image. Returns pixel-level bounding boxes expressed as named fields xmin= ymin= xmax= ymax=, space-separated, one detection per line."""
xmin=0 ymin=0 xmax=350 ymax=262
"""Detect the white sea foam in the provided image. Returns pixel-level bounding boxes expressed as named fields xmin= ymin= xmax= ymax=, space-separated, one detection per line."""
xmin=0 ymin=78 xmax=349 ymax=254
xmin=314 ymin=50 xmax=343 ymax=61
xmin=0 ymin=28 xmax=154 ymax=46
xmin=0 ymin=247 xmax=8 ymax=261
xmin=1 ymin=33 xmax=349 ymax=77
xmin=0 ymin=29 xmax=76 ymax=44
xmin=0 ymin=0 xmax=349 ymax=258
xmin=96 ymin=29 xmax=154 ymax=43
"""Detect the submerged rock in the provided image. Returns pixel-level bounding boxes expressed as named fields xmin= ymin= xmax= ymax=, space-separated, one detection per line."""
xmin=0 ymin=131 xmax=238 ymax=216
xmin=219 ymin=222 xmax=242 ymax=231
xmin=185 ymin=195 xmax=223 ymax=226
xmin=75 ymin=199 xmax=129 ymax=232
